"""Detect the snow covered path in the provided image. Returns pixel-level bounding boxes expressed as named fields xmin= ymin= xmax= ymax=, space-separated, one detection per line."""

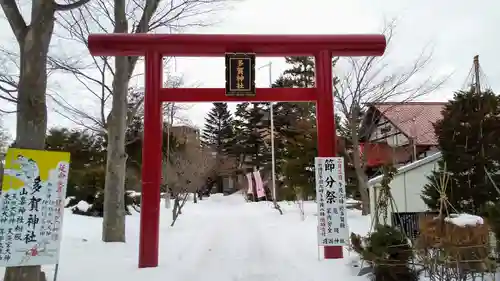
xmin=175 ymin=196 xmax=343 ymax=281
xmin=0 ymin=194 xmax=370 ymax=281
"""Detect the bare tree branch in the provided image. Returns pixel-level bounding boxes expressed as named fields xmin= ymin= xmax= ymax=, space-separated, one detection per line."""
xmin=0 ymin=117 xmax=11 ymax=152
xmin=55 ymin=0 xmax=92 ymax=11
xmin=0 ymin=94 xmax=17 ymax=103
xmin=51 ymin=0 xmax=235 ymax=132
xmin=48 ymin=92 xmax=107 ymax=132
xmin=164 ymin=133 xmax=216 ymax=226
xmin=0 ymin=48 xmax=20 ymax=107
xmin=333 ymin=18 xmax=450 ymax=215
xmin=0 ymin=0 xmax=27 ymax=43
xmin=0 ymin=108 xmax=16 ymax=114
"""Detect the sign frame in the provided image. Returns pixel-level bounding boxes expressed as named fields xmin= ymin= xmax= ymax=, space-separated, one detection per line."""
xmin=225 ymin=53 xmax=256 ymax=97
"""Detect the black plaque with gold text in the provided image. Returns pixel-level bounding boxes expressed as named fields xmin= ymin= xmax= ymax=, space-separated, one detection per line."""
xmin=225 ymin=53 xmax=256 ymax=97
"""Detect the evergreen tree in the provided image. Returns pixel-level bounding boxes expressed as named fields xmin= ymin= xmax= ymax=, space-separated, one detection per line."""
xmin=202 ymin=102 xmax=234 ymax=155
xmin=272 ymin=75 xmax=295 ymax=88
xmin=272 ymin=56 xmax=342 ymax=199
xmin=282 ymin=56 xmax=316 ymax=87
xmin=231 ymin=103 xmax=249 ymax=166
xmin=280 ymin=114 xmax=317 ymax=199
xmin=233 ymin=56 xmax=342 ymax=200
xmin=201 ymin=103 xmax=235 ymax=193
xmin=421 ymin=88 xmax=500 ymax=214
xmin=233 ymin=102 xmax=271 ymax=169
xmin=45 ymin=128 xmax=107 ymax=200
xmin=46 ymin=123 xmax=180 ymax=216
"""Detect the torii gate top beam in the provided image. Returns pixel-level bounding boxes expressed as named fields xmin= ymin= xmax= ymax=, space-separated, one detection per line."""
xmin=87 ymin=34 xmax=386 ymax=57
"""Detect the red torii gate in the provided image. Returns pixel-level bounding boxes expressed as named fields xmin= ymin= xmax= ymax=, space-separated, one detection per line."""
xmin=87 ymin=33 xmax=386 ymax=268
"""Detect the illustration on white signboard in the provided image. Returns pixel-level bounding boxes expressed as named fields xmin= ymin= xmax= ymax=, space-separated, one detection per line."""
xmin=0 ymin=148 xmax=70 ymax=266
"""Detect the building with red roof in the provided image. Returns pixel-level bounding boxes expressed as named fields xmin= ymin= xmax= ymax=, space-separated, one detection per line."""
xmin=359 ymin=102 xmax=446 ymax=168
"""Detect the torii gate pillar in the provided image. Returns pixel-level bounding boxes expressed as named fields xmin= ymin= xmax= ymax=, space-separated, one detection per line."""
xmin=87 ymin=33 xmax=386 ymax=268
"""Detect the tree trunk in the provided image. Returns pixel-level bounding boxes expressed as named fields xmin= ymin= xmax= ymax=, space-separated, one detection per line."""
xmin=181 ymin=193 xmax=189 ymax=209
xmin=347 ymin=112 xmax=370 ymax=215
xmin=102 ymin=0 xmax=128 ymax=242
xmin=164 ymin=190 xmax=171 ymax=209
xmin=350 ymin=132 xmax=371 ymax=215
xmin=216 ymin=176 xmax=223 ymax=193
xmin=4 ymin=2 xmax=54 ymax=281
xmin=171 ymin=196 xmax=180 ymax=226
xmin=171 ymin=193 xmax=189 ymax=227
xmin=354 ymin=164 xmax=370 ymax=215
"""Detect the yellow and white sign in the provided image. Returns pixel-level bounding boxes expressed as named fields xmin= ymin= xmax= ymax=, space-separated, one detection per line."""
xmin=0 ymin=148 xmax=70 ymax=266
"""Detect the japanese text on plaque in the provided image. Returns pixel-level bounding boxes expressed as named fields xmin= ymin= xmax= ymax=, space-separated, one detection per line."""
xmin=236 ymin=59 xmax=245 ymax=89
xmin=0 ymin=148 xmax=70 ymax=266
xmin=225 ymin=53 xmax=256 ymax=97
xmin=315 ymin=157 xmax=349 ymax=246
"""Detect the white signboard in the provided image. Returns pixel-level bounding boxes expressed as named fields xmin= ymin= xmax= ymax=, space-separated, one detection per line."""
xmin=0 ymin=148 xmax=70 ymax=266
xmin=315 ymin=157 xmax=349 ymax=246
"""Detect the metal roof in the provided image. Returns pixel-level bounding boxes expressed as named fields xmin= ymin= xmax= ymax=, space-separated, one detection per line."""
xmin=368 ymin=151 xmax=442 ymax=187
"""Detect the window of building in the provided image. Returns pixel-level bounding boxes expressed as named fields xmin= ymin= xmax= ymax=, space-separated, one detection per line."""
xmin=380 ymin=126 xmax=391 ymax=134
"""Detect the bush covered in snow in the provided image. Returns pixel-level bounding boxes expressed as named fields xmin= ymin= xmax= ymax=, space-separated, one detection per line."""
xmin=67 ymin=190 xmax=140 ymax=217
xmin=71 ymin=200 xmax=97 ymax=216
xmin=65 ymin=196 xmax=78 ymax=207
xmin=351 ymin=225 xmax=418 ymax=281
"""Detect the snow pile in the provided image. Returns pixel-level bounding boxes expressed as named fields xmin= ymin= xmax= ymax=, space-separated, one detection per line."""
xmin=65 ymin=196 xmax=75 ymax=207
xmin=346 ymin=198 xmax=361 ymax=204
xmin=126 ymin=190 xmax=141 ymax=198
xmin=72 ymin=200 xmax=92 ymax=212
xmin=445 ymin=213 xmax=484 ymax=227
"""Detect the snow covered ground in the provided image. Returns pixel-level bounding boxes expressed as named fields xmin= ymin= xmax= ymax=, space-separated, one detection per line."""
xmin=0 ymin=193 xmax=371 ymax=281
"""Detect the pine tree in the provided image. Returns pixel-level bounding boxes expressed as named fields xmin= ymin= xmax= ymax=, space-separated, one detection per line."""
xmin=233 ymin=56 xmax=341 ymax=200
xmin=201 ymin=103 xmax=234 ymax=193
xmin=421 ymin=88 xmax=500 ymax=214
xmin=45 ymin=128 xmax=107 ymax=201
xmin=233 ymin=102 xmax=271 ymax=169
xmin=202 ymin=103 xmax=234 ymax=155
xmin=231 ymin=103 xmax=249 ymax=167
xmin=272 ymin=56 xmax=342 ymax=199
xmin=272 ymin=57 xmax=317 ymax=148
xmin=283 ymin=56 xmax=315 ymax=87
xmin=272 ymin=57 xmax=316 ymax=199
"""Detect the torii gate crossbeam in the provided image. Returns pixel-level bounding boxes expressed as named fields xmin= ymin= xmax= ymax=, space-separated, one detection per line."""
xmin=87 ymin=33 xmax=386 ymax=269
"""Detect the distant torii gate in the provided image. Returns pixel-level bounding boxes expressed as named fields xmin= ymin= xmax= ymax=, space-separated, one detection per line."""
xmin=87 ymin=33 xmax=386 ymax=268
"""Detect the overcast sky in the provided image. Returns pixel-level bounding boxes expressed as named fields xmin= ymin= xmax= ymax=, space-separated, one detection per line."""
xmin=1 ymin=0 xmax=499 ymax=139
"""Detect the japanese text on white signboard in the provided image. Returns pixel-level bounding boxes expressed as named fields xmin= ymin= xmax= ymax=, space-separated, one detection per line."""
xmin=0 ymin=148 xmax=70 ymax=266
xmin=315 ymin=157 xmax=349 ymax=246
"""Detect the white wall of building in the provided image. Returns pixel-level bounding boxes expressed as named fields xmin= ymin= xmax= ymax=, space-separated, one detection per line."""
xmin=369 ymin=116 xmax=409 ymax=147
xmin=368 ymin=152 xmax=441 ymax=225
